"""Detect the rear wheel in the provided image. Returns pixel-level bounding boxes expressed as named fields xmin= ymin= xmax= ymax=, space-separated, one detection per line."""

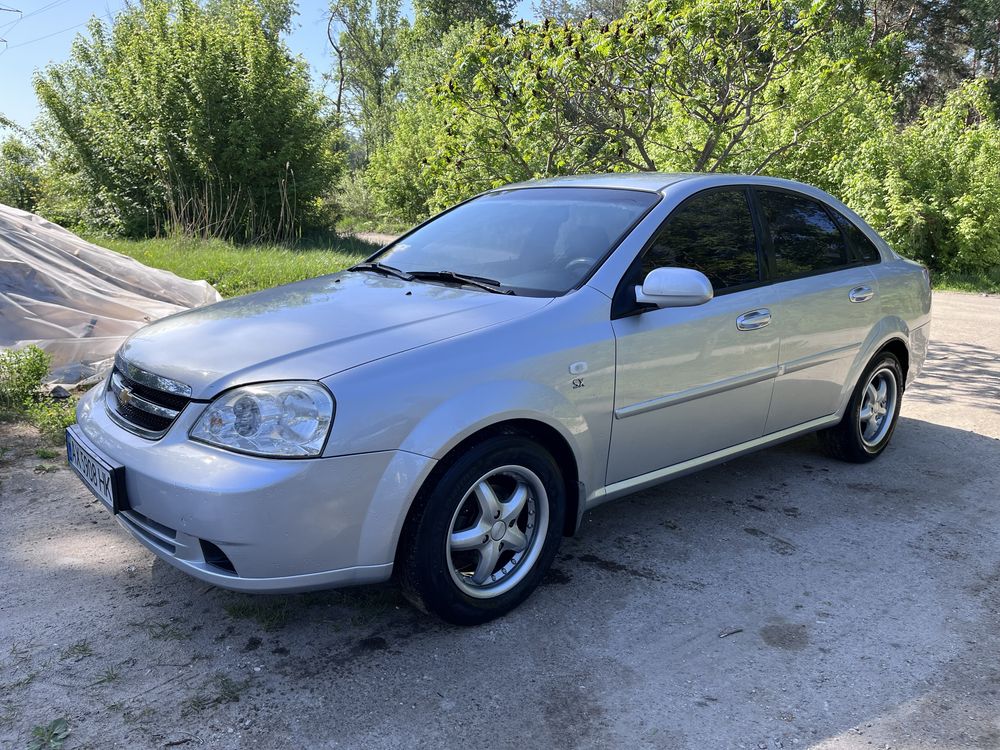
xmin=397 ymin=435 xmax=565 ymax=625
xmin=818 ymin=351 xmax=904 ymax=463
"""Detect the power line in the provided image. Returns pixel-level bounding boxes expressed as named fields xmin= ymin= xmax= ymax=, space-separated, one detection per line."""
xmin=1 ymin=18 xmax=88 ymax=51
xmin=3 ymin=0 xmax=72 ymax=26
xmin=0 ymin=5 xmax=18 ymax=47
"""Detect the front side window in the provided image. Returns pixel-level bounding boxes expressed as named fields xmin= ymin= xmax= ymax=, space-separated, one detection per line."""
xmin=639 ymin=189 xmax=760 ymax=292
xmin=375 ymin=187 xmax=659 ymax=295
xmin=757 ymin=190 xmax=848 ymax=277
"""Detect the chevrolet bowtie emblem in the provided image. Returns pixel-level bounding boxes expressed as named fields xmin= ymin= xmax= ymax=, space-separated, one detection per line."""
xmin=118 ymin=386 xmax=134 ymax=408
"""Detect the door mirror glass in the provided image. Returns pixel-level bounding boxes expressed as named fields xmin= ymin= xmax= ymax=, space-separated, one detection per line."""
xmin=635 ymin=267 xmax=714 ymax=308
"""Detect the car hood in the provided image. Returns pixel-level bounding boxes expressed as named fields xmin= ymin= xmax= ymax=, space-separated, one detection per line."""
xmin=118 ymin=272 xmax=552 ymax=399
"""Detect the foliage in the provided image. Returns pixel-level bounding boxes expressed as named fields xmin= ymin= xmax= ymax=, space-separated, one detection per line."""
xmin=414 ymin=0 xmax=874 ymax=207
xmin=95 ymin=234 xmax=374 ymax=296
xmin=8 ymin=0 xmax=1000 ymax=282
xmin=414 ymin=0 xmax=518 ymax=36
xmin=27 ymin=718 xmax=70 ymax=750
xmin=533 ymin=0 xmax=635 ymax=22
xmin=25 ymin=398 xmax=78 ymax=444
xmin=34 ymin=0 xmax=340 ymax=241
xmin=328 ymin=0 xmax=406 ymax=161
xmin=0 ymin=346 xmax=50 ymax=412
xmin=0 ymin=346 xmax=74 ymax=443
xmin=830 ymin=0 xmax=1000 ymax=114
xmin=0 ymin=136 xmax=43 ymax=211
xmin=361 ymin=21 xmax=480 ymax=224
xmin=839 ymin=81 xmax=1000 ymax=274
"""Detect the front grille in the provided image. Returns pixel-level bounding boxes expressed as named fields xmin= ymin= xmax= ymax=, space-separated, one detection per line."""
xmin=105 ymin=359 xmax=192 ymax=439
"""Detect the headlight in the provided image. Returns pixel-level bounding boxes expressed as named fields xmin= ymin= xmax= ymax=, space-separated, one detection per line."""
xmin=190 ymin=382 xmax=334 ymax=457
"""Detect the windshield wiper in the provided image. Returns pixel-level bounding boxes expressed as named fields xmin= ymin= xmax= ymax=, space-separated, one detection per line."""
xmin=408 ymin=270 xmax=515 ymax=295
xmin=349 ymin=262 xmax=414 ymax=281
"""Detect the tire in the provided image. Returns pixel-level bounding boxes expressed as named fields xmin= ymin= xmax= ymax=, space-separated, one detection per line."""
xmin=817 ymin=351 xmax=904 ymax=463
xmin=396 ymin=434 xmax=565 ymax=625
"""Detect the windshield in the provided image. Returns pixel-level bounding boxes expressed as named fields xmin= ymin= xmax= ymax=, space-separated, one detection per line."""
xmin=373 ymin=187 xmax=659 ymax=295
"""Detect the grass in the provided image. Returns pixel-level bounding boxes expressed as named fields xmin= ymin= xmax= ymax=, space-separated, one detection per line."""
xmin=60 ymin=640 xmax=93 ymax=661
xmin=90 ymin=666 xmax=121 ymax=686
xmin=934 ymin=269 xmax=1000 ymax=295
xmin=90 ymin=234 xmax=379 ymax=297
xmin=180 ymin=673 xmax=251 ymax=716
xmin=135 ymin=619 xmax=190 ymax=641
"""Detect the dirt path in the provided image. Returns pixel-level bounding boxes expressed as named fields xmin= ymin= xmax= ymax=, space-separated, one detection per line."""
xmin=1 ymin=291 xmax=999 ymax=749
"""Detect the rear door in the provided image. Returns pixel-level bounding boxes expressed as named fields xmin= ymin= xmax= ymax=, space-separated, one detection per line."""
xmin=753 ymin=188 xmax=881 ymax=433
xmin=607 ymin=188 xmax=779 ymax=484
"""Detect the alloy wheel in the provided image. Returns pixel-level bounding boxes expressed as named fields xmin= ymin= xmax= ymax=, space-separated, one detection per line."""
xmin=446 ymin=465 xmax=549 ymax=599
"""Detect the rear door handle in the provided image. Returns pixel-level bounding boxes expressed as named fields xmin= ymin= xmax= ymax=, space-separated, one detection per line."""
xmin=849 ymin=286 xmax=875 ymax=303
xmin=736 ymin=308 xmax=771 ymax=331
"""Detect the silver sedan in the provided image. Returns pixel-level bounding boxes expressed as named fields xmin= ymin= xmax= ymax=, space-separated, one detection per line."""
xmin=67 ymin=173 xmax=931 ymax=624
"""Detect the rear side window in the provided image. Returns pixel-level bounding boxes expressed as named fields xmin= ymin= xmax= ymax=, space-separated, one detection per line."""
xmin=757 ymin=190 xmax=848 ymax=278
xmin=837 ymin=214 xmax=881 ymax=263
xmin=640 ymin=189 xmax=760 ymax=292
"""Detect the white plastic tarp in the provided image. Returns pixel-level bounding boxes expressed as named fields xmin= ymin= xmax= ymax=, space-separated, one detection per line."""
xmin=0 ymin=203 xmax=221 ymax=385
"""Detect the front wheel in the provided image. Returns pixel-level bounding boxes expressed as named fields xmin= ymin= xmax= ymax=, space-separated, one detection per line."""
xmin=396 ymin=435 xmax=565 ymax=625
xmin=818 ymin=351 xmax=904 ymax=463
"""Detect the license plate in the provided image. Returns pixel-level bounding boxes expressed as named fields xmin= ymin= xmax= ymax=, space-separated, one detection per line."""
xmin=66 ymin=426 xmax=125 ymax=513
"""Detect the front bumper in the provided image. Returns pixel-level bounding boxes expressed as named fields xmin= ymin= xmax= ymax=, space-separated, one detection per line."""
xmin=74 ymin=385 xmax=435 ymax=593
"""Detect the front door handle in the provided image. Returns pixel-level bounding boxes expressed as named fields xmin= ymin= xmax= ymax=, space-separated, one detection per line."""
xmin=849 ymin=285 xmax=875 ymax=303
xmin=736 ymin=308 xmax=771 ymax=331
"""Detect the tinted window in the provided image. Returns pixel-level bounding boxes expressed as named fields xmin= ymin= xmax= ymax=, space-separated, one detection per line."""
xmin=837 ymin=214 xmax=881 ymax=263
xmin=640 ymin=189 xmax=760 ymax=292
xmin=377 ymin=187 xmax=659 ymax=295
xmin=757 ymin=190 xmax=848 ymax=277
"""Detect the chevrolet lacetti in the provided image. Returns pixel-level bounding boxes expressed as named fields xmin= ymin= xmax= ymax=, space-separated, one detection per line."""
xmin=67 ymin=174 xmax=932 ymax=624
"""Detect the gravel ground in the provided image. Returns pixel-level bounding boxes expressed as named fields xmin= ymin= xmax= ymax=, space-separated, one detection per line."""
xmin=1 ymin=291 xmax=998 ymax=749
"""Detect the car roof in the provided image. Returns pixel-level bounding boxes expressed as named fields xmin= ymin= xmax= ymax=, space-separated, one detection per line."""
xmin=497 ymin=172 xmax=826 ymax=196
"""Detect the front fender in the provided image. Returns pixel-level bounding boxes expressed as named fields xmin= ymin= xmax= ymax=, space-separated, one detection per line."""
xmin=397 ymin=378 xmax=591 ymax=467
xmin=356 ymin=381 xmax=593 ymax=572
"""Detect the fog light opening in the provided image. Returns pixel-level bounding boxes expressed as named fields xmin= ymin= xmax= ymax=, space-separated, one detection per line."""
xmin=200 ymin=540 xmax=237 ymax=575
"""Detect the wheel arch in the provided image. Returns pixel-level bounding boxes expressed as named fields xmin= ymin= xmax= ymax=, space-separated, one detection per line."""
xmin=875 ymin=337 xmax=910 ymax=385
xmin=393 ymin=417 xmax=583 ymax=577
xmin=837 ymin=317 xmax=913 ymax=418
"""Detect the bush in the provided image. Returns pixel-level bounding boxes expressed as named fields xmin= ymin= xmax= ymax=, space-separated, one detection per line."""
xmin=0 ymin=345 xmax=50 ymax=412
xmin=0 ymin=345 xmax=77 ymax=443
xmin=839 ymin=81 xmax=1000 ymax=275
xmin=34 ymin=0 xmax=342 ymax=242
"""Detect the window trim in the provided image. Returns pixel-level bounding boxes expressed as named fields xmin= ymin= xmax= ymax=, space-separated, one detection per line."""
xmin=611 ymin=185 xmax=768 ymax=319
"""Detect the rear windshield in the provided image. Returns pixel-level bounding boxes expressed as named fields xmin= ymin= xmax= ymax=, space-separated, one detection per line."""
xmin=375 ymin=187 xmax=659 ymax=295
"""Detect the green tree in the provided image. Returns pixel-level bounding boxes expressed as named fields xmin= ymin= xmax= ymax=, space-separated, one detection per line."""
xmin=414 ymin=0 xmax=518 ymax=36
xmin=359 ymin=19 xmax=484 ymax=224
xmin=0 ymin=136 xmax=43 ymax=212
xmin=34 ymin=0 xmax=339 ymax=241
xmin=423 ymin=0 xmax=871 ymax=207
xmin=532 ymin=0 xmax=634 ymax=22
xmin=839 ymin=81 xmax=1000 ymax=275
xmin=327 ymin=0 xmax=405 ymax=162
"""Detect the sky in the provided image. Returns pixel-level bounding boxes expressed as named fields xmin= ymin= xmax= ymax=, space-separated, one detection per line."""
xmin=0 ymin=0 xmax=535 ymax=130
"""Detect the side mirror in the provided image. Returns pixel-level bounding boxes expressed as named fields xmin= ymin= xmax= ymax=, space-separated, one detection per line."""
xmin=634 ymin=267 xmax=714 ymax=308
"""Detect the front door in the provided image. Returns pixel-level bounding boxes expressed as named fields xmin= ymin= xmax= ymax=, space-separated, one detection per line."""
xmin=607 ymin=188 xmax=779 ymax=485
